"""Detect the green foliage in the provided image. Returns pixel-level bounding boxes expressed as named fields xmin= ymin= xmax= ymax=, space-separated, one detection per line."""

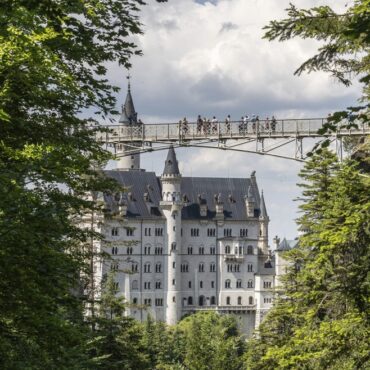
xmin=0 ymin=0 xmax=146 ymax=367
xmin=246 ymin=150 xmax=370 ymax=369
xmin=264 ymin=0 xmax=369 ymax=141
xmin=86 ymin=273 xmax=149 ymax=369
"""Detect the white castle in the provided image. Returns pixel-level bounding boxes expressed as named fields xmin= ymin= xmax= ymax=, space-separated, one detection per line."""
xmin=93 ymin=85 xmax=296 ymax=336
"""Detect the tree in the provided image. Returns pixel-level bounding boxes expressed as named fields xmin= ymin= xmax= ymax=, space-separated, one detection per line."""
xmin=263 ymin=1 xmax=369 ymax=143
xmin=246 ymin=150 xmax=370 ymax=369
xmin=86 ymin=272 xmax=148 ymax=369
xmin=0 ymin=0 xmax=159 ymax=366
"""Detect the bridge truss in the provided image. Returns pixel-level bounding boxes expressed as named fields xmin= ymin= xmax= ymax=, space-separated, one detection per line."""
xmin=96 ymin=118 xmax=370 ymax=161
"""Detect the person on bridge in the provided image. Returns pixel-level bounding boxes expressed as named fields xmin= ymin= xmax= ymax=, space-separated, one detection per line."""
xmin=225 ymin=115 xmax=231 ymax=133
xmin=182 ymin=117 xmax=189 ymax=136
xmin=197 ymin=115 xmax=203 ymax=135
xmin=211 ymin=116 xmax=218 ymax=134
xmin=271 ymin=116 xmax=277 ymax=132
xmin=251 ymin=114 xmax=256 ymax=133
xmin=265 ymin=117 xmax=270 ymax=132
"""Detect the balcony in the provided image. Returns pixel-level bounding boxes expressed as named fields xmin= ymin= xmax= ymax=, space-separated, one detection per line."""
xmin=182 ymin=304 xmax=256 ymax=313
xmin=224 ymin=254 xmax=244 ymax=262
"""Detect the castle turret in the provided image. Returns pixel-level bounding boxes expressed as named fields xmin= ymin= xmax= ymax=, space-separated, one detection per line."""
xmin=245 ymin=185 xmax=255 ymax=217
xmin=116 ymin=80 xmax=142 ymax=170
xmin=160 ymin=147 xmax=183 ymax=325
xmin=258 ymin=191 xmax=269 ymax=254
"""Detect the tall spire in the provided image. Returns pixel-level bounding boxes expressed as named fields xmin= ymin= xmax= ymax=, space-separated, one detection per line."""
xmin=259 ymin=190 xmax=268 ymax=219
xmin=163 ymin=146 xmax=180 ymax=176
xmin=119 ymin=74 xmax=137 ymax=124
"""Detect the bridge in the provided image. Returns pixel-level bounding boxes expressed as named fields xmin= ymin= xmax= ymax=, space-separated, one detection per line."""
xmin=96 ymin=118 xmax=370 ymax=161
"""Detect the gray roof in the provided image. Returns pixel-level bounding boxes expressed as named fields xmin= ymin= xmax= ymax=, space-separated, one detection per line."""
xmin=103 ymin=171 xmax=265 ymax=220
xmin=119 ymin=84 xmax=137 ymax=124
xmin=259 ymin=191 xmax=268 ymax=219
xmin=163 ymin=146 xmax=180 ymax=176
xmin=276 ymin=238 xmax=299 ymax=251
xmin=256 ymin=255 xmax=275 ymax=275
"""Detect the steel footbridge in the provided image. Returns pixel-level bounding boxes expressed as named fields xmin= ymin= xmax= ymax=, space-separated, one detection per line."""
xmin=96 ymin=118 xmax=369 ymax=161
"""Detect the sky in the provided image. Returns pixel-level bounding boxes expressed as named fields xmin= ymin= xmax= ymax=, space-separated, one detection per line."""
xmin=104 ymin=0 xmax=360 ymax=245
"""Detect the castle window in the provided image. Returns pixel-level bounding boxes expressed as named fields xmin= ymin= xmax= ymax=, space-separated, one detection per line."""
xmin=172 ymin=296 xmax=176 ymax=302
xmin=155 ymin=228 xmax=163 ymax=236
xmin=210 ymin=263 xmax=216 ymax=272
xmin=191 ymin=228 xmax=200 ymax=237
xmin=173 ymin=262 xmax=176 ymax=269
xmin=188 ymin=296 xmax=193 ymax=305
xmin=131 ymin=280 xmax=138 ymax=290
xmin=224 ymin=228 xmax=232 ymax=237
xmin=198 ymin=263 xmax=204 ymax=272
xmin=226 ymin=296 xmax=231 ymax=305
xmin=234 ymin=264 xmax=240 ymax=273
xmin=240 ymin=228 xmax=248 ymax=237
xmin=210 ymin=296 xmax=216 ymax=305
xmin=238 ymin=296 xmax=242 ymax=305
xmin=247 ymin=263 xmax=253 ymax=272
xmin=263 ymin=281 xmax=272 ymax=289
xmin=181 ymin=263 xmax=189 ymax=273
xmin=199 ymin=246 xmax=204 ymax=255
xmin=155 ymin=281 xmax=162 ymax=289
xmin=188 ymin=247 xmax=193 ymax=255
xmin=210 ymin=246 xmax=216 ymax=255
xmin=111 ymin=227 xmax=118 ymax=236
xmin=225 ymin=245 xmax=231 ymax=254
xmin=155 ymin=298 xmax=163 ymax=306
xmin=249 ymin=296 xmax=254 ymax=305
xmin=247 ymin=280 xmax=253 ymax=288
xmin=131 ymin=263 xmax=138 ymax=272
xmin=144 ymin=282 xmax=151 ymax=290
xmin=239 ymin=246 xmax=243 ymax=255
xmin=127 ymin=247 xmax=133 ymax=255
xmin=211 ymin=281 xmax=215 ymax=288
xmin=133 ymin=298 xmax=138 ymax=304
xmin=199 ymin=281 xmax=203 ymax=288
xmin=144 ymin=228 xmax=151 ymax=236
xmin=113 ymin=282 xmax=119 ymax=291
xmin=111 ymin=247 xmax=118 ymax=255
xmin=144 ymin=263 xmax=151 ymax=273
xmin=207 ymin=228 xmax=216 ymax=237
xmin=172 ymin=279 xmax=175 ymax=286
xmin=155 ymin=263 xmax=162 ymax=273
xmin=225 ymin=279 xmax=231 ymax=289
xmin=247 ymin=245 xmax=254 ymax=255
xmin=188 ymin=281 xmax=192 ymax=288
xmin=144 ymin=298 xmax=151 ymax=306
xmin=236 ymin=279 xmax=242 ymax=288
xmin=126 ymin=228 xmax=133 ymax=236
xmin=227 ymin=264 xmax=232 ymax=272
xmin=144 ymin=246 xmax=151 ymax=255
xmin=171 ymin=242 xmax=176 ymax=251
xmin=264 ymin=297 xmax=272 ymax=304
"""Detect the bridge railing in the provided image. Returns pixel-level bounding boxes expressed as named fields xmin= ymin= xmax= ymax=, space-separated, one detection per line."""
xmin=96 ymin=118 xmax=369 ymax=143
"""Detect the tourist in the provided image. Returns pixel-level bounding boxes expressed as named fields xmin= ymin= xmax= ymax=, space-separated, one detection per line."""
xmin=225 ymin=114 xmax=231 ymax=133
xmin=211 ymin=116 xmax=218 ymax=134
xmin=271 ymin=115 xmax=277 ymax=132
xmin=197 ymin=115 xmax=203 ymax=135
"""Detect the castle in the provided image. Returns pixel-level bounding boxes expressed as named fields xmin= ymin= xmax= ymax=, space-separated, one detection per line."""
xmin=94 ymin=84 xmax=293 ymax=336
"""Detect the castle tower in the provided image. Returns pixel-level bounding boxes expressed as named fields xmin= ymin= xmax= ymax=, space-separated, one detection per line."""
xmin=116 ymin=80 xmax=141 ymax=170
xmin=258 ymin=191 xmax=269 ymax=254
xmin=245 ymin=185 xmax=255 ymax=217
xmin=160 ymin=147 xmax=183 ymax=325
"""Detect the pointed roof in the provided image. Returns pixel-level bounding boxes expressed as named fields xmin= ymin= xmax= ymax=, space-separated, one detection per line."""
xmin=163 ymin=146 xmax=180 ymax=176
xmin=119 ymin=82 xmax=137 ymax=124
xmin=276 ymin=238 xmax=299 ymax=251
xmin=259 ymin=191 xmax=268 ymax=219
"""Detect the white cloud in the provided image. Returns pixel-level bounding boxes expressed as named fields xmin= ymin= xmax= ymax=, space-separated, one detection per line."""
xmin=107 ymin=0 xmax=360 ymax=242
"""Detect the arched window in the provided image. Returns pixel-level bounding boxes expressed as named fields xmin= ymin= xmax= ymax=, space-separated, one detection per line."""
xmin=226 ymin=296 xmax=231 ymax=305
xmin=225 ymin=279 xmax=231 ymax=289
xmin=238 ymin=296 xmax=242 ymax=305
xmin=188 ymin=296 xmax=193 ymax=305
xmin=133 ymin=297 xmax=138 ymax=304
xmin=247 ymin=263 xmax=253 ymax=272
xmin=249 ymin=296 xmax=254 ymax=305
xmin=225 ymin=245 xmax=231 ymax=254
xmin=127 ymin=247 xmax=133 ymax=255
xmin=210 ymin=296 xmax=216 ymax=305
xmin=155 ymin=263 xmax=162 ymax=273
xmin=239 ymin=246 xmax=243 ymax=255
xmin=131 ymin=280 xmax=138 ymax=290
xmin=199 ymin=295 xmax=205 ymax=306
xmin=199 ymin=262 xmax=204 ymax=272
xmin=144 ymin=262 xmax=151 ymax=273
xmin=247 ymin=280 xmax=253 ymax=288
xmin=236 ymin=279 xmax=242 ymax=288
xmin=247 ymin=245 xmax=254 ymax=255
xmin=188 ymin=246 xmax=193 ymax=255
xmin=181 ymin=262 xmax=189 ymax=273
xmin=131 ymin=262 xmax=138 ymax=272
xmin=210 ymin=262 xmax=216 ymax=272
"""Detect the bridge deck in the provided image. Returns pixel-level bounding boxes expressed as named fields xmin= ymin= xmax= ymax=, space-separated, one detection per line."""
xmin=96 ymin=118 xmax=369 ymax=144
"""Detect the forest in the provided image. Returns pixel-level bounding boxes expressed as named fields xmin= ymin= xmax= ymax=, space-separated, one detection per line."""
xmin=0 ymin=0 xmax=369 ymax=369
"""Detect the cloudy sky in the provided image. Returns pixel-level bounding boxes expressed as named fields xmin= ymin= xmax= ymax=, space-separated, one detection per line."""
xmin=106 ymin=0 xmax=360 ymax=245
